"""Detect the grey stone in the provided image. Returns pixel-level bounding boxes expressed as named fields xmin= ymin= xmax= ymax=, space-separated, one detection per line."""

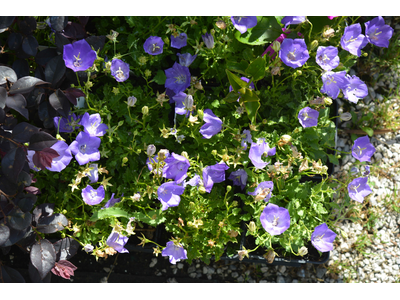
xmin=203 ymin=266 xmax=208 ymax=275
xmin=277 ymin=275 xmax=286 ymax=283
xmin=231 ymin=272 xmax=239 ymax=278
xmin=177 ymin=263 xmax=184 ymax=269
xmin=316 ymin=267 xmax=327 ymax=278
xmin=278 ymin=265 xmax=286 ymax=274
xmin=297 ymin=269 xmax=306 ymax=278
xmin=374 ymin=152 xmax=383 ymax=161
xmin=237 ymin=276 xmax=245 ymax=283
xmin=149 ymin=258 xmax=158 ymax=268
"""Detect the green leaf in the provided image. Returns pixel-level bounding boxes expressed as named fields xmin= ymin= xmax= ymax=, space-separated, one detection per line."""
xmin=234 ymin=16 xmax=282 ymax=45
xmin=244 ymin=100 xmax=260 ymax=124
xmin=223 ymin=91 xmax=241 ymax=103
xmin=131 ymin=210 xmax=166 ymax=226
xmin=327 ymin=153 xmax=339 ymax=165
xmin=153 ymin=69 xmax=166 ymax=85
xmin=90 ymin=207 xmax=131 ymax=221
xmin=226 ymin=60 xmax=249 ymax=76
xmin=361 ymin=126 xmax=374 ymax=137
xmin=225 ymin=69 xmax=249 ymax=92
xmin=245 ymin=57 xmax=265 ymax=81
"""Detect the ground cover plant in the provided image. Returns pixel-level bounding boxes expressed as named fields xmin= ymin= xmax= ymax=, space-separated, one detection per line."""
xmin=0 ymin=15 xmax=395 ymax=282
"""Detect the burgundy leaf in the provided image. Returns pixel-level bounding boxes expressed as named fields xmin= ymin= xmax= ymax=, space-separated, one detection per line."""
xmin=51 ymin=260 xmax=77 ymax=279
xmin=32 ymin=147 xmax=59 ymax=170
xmin=5 ymin=94 xmax=29 ymax=120
xmin=24 ymin=185 xmax=41 ymax=195
xmin=30 ymin=239 xmax=57 ymax=280
xmin=64 ymin=87 xmax=85 ymax=105
xmin=28 ymin=131 xmax=57 ymax=151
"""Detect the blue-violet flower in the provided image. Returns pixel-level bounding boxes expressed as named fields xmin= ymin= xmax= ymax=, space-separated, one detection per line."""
xmin=199 ymin=109 xmax=222 ymax=139
xmin=230 ymin=16 xmax=257 ymax=34
xmin=63 ymin=39 xmax=97 ymax=72
xmin=279 ymin=38 xmax=309 ymax=69
xmin=260 ymin=203 xmax=290 ymax=236
xmin=311 ymin=223 xmax=336 ymax=252
xmin=143 ymin=36 xmax=164 ymax=55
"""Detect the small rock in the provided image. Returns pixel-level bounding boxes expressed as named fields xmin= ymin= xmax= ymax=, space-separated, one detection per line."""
xmin=187 ymin=265 xmax=196 ymax=273
xmin=316 ymin=267 xmax=327 ymax=279
xmin=103 ymin=267 xmax=111 ymax=273
xmin=237 ymin=276 xmax=245 ymax=283
xmin=231 ymin=272 xmax=239 ymax=278
xmin=177 ymin=263 xmax=184 ymax=269
xmin=189 ymin=273 xmax=196 ymax=279
xmin=278 ymin=265 xmax=286 ymax=274
xmin=297 ymin=269 xmax=306 ymax=278
xmin=149 ymin=258 xmax=158 ymax=268
xmin=292 ymin=279 xmax=299 ymax=283
xmin=203 ymin=266 xmax=208 ymax=275
xmin=99 ymin=277 xmax=108 ymax=283
xmin=276 ymin=275 xmax=285 ymax=283
xmin=374 ymin=152 xmax=383 ymax=161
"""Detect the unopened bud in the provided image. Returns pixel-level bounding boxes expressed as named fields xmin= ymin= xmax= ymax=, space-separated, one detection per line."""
xmin=281 ymin=134 xmax=292 ymax=144
xmin=197 ymin=109 xmax=204 ymax=120
xmin=199 ymin=186 xmax=206 ymax=194
xmin=271 ymin=41 xmax=281 ymax=52
xmin=310 ymin=40 xmax=319 ymax=51
xmin=215 ymin=20 xmax=227 ymax=30
xmin=324 ymin=97 xmax=333 ymax=106
xmin=147 ymin=144 xmax=156 ymax=156
xmin=248 ymin=221 xmax=256 ymax=234
xmin=184 ymin=95 xmax=194 ymax=110
xmin=264 ymin=249 xmax=275 ymax=264
xmin=189 ymin=202 xmax=196 ymax=210
xmin=142 ymin=106 xmax=149 ymax=116
xmin=362 ymin=52 xmax=368 ymax=57
xmin=339 ymin=112 xmax=352 ymax=121
xmin=127 ymin=96 xmax=137 ymax=107
xmin=181 ymin=151 xmax=189 ymax=159
xmin=226 ymin=185 xmax=232 ymax=192
xmin=298 ymin=246 xmax=308 ymax=256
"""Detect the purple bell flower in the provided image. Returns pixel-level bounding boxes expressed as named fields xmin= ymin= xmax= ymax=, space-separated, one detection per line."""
xmin=342 ymin=75 xmax=368 ymax=104
xmin=281 ymin=16 xmax=306 ymax=28
xmin=279 ymin=38 xmax=309 ymax=69
xmin=102 ymin=193 xmax=123 ymax=209
xmin=340 ymin=23 xmax=368 ymax=57
xmin=143 ymin=36 xmax=164 ymax=55
xmin=230 ymin=16 xmax=257 ymax=34
xmin=247 ymin=181 xmax=274 ymax=202
xmin=46 ymin=140 xmax=73 ymax=172
xmin=111 ymin=59 xmax=130 ymax=82
xmin=351 ymin=136 xmax=376 ymax=162
xmin=363 ymin=165 xmax=371 ymax=176
xmin=177 ymin=53 xmax=197 ymax=67
xmin=80 ymin=112 xmax=108 ymax=137
xmin=53 ymin=113 xmax=81 ymax=133
xmin=365 ymin=16 xmax=394 ymax=48
xmin=199 ymin=109 xmax=222 ymax=139
xmin=171 ymin=33 xmax=187 ymax=49
xmin=249 ymin=138 xmax=275 ymax=170
xmin=298 ymin=107 xmax=319 ymax=128
xmin=82 ymin=185 xmax=105 ymax=205
xmin=165 ymin=62 xmax=191 ymax=94
xmin=162 ymin=241 xmax=187 ymax=264
xmin=202 ymin=162 xmax=229 ymax=193
xmin=157 ymin=181 xmax=185 ymax=211
xmin=162 ymin=152 xmax=190 ymax=184
xmin=241 ymin=129 xmax=253 ymax=150
xmin=201 ymin=32 xmax=214 ymax=49
xmin=320 ymin=71 xmax=349 ymax=99
xmin=106 ymin=231 xmax=129 ymax=253
xmin=311 ymin=223 xmax=336 ymax=252
xmin=63 ymin=39 xmax=97 ymax=72
xmin=348 ymin=177 xmax=372 ymax=203
xmin=260 ymin=203 xmax=290 ymax=236
xmin=173 ymin=92 xmax=191 ymax=117
xmin=69 ymin=131 xmax=101 ymax=165
xmin=228 ymin=169 xmax=248 ymax=190
xmin=315 ymin=46 xmax=340 ymax=71
xmin=183 ymin=174 xmax=200 ymax=188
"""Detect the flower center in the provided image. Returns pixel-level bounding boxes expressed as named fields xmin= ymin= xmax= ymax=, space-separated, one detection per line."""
xmin=73 ymin=53 xmax=82 ymax=67
xmin=314 ymin=233 xmax=325 ymax=242
xmin=272 ymin=215 xmax=279 ymax=227
xmin=355 ymin=146 xmax=366 ymax=156
xmin=287 ymin=48 xmax=297 ymax=61
xmin=152 ymin=43 xmax=160 ymax=53
xmin=350 ymin=183 xmax=360 ymax=193
xmin=174 ymin=74 xmax=186 ymax=84
xmin=326 ymin=75 xmax=337 ymax=85
xmin=90 ymin=190 xmax=97 ymax=198
xmin=302 ymin=111 xmax=309 ymax=120
xmin=115 ymin=67 xmax=125 ymax=79
xmin=371 ymin=29 xmax=382 ymax=41
xmin=345 ymin=36 xmax=358 ymax=43
xmin=79 ymin=144 xmax=87 ymax=153
xmin=255 ymin=188 xmax=270 ymax=201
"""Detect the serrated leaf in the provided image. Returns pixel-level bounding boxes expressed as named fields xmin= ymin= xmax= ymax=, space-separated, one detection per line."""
xmin=0 ymin=66 xmax=17 ymax=85
xmin=28 ymin=131 xmax=57 ymax=151
xmin=30 ymin=239 xmax=56 ymax=280
xmin=12 ymin=122 xmax=40 ymax=143
xmin=226 ymin=69 xmax=250 ymax=92
xmin=9 ymin=76 xmax=50 ymax=95
xmin=245 ymin=57 xmax=265 ymax=81
xmin=1 ymin=147 xmax=26 ymax=183
xmin=22 ymin=35 xmax=38 ymax=57
xmin=153 ymin=69 xmax=166 ymax=85
xmin=5 ymin=94 xmax=28 ymax=119
xmin=49 ymin=89 xmax=70 ymax=118
xmin=235 ymin=16 xmax=282 ymax=45
xmin=90 ymin=207 xmax=131 ymax=221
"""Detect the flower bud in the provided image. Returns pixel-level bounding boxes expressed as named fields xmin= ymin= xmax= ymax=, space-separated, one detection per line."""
xmin=142 ymin=106 xmax=149 ymax=116
xmin=189 ymin=201 xmax=196 ymax=210
xmin=281 ymin=134 xmax=292 ymax=144
xmin=362 ymin=52 xmax=368 ymax=57
xmin=144 ymin=69 xmax=151 ymax=77
xmin=215 ymin=20 xmax=227 ymax=30
xmin=127 ymin=96 xmax=137 ymax=107
xmin=310 ymin=40 xmax=319 ymax=51
xmin=181 ymin=151 xmax=189 ymax=159
xmin=322 ymin=26 xmax=335 ymax=39
xmin=184 ymin=95 xmax=194 ymax=110
xmin=324 ymin=97 xmax=333 ymax=106
xmin=199 ymin=186 xmax=206 ymax=194
xmin=298 ymin=246 xmax=308 ymax=256
xmin=226 ymin=185 xmax=232 ymax=192
xmin=339 ymin=112 xmax=352 ymax=121
xmin=248 ymin=221 xmax=256 ymax=234
xmin=147 ymin=144 xmax=156 ymax=156
xmin=271 ymin=41 xmax=281 ymax=52
xmin=197 ymin=109 xmax=204 ymax=120
xmin=264 ymin=249 xmax=275 ymax=264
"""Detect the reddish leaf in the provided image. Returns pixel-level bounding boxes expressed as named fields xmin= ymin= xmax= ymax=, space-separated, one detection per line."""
xmin=64 ymin=88 xmax=85 ymax=105
xmin=32 ymin=147 xmax=59 ymax=169
xmin=51 ymin=260 xmax=77 ymax=279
